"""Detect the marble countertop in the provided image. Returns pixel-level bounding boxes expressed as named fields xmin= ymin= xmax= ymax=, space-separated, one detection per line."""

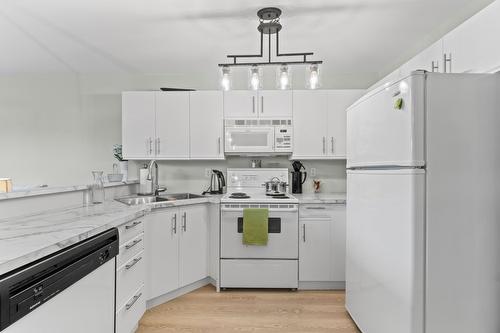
xmin=0 ymin=194 xmax=221 ymax=276
xmin=293 ymin=193 xmax=346 ymax=204
xmin=0 ymin=180 xmax=139 ymax=201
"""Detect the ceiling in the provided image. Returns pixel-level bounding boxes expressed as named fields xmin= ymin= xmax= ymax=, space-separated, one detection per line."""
xmin=0 ymin=0 xmax=494 ymax=88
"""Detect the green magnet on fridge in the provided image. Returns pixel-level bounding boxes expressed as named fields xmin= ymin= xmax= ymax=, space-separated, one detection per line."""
xmin=394 ymin=98 xmax=404 ymax=110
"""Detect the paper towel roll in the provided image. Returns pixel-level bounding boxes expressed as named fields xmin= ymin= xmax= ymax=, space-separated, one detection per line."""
xmin=139 ymin=169 xmax=152 ymax=194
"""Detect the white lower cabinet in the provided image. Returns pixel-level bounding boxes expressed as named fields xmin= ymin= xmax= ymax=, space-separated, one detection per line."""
xmin=145 ymin=204 xmax=209 ymax=301
xmin=299 ymin=204 xmax=346 ymax=283
xmin=115 ymin=217 xmax=146 ymax=333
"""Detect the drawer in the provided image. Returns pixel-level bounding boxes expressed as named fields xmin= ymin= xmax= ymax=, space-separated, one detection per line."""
xmin=220 ymin=259 xmax=298 ymax=288
xmin=118 ymin=233 xmax=144 ymax=267
xmin=116 ymin=285 xmax=145 ymax=333
xmin=118 ymin=218 xmax=144 ymax=245
xmin=117 ymin=251 xmax=145 ymax=309
xmin=299 ymin=204 xmax=344 ymax=218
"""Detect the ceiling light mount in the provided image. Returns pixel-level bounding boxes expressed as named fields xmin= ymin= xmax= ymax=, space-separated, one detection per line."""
xmin=218 ymin=7 xmax=323 ymax=67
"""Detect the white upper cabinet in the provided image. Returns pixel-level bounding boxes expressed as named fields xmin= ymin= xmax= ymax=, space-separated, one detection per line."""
xmin=224 ymin=91 xmax=258 ymax=118
xmin=156 ymin=92 xmax=190 ymax=159
xmin=292 ymin=90 xmax=329 ymax=159
xmin=443 ymin=1 xmax=500 ymax=73
xmin=293 ymin=90 xmax=362 ymax=160
xmin=224 ymin=90 xmax=292 ymax=118
xmin=400 ymin=40 xmax=444 ymax=76
xmin=190 ymin=91 xmax=224 ymax=159
xmin=122 ymin=92 xmax=156 ymax=159
xmin=327 ymin=90 xmax=364 ymax=159
xmin=258 ymin=90 xmax=292 ymax=118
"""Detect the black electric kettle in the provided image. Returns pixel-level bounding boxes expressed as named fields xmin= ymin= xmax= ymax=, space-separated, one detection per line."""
xmin=205 ymin=169 xmax=226 ymax=194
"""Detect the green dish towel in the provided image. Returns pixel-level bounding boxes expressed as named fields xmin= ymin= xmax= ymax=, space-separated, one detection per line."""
xmin=242 ymin=208 xmax=269 ymax=246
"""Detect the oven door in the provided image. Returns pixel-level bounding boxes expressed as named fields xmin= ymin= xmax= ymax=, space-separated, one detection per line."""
xmin=224 ymin=126 xmax=275 ymax=154
xmin=221 ymin=204 xmax=298 ymax=259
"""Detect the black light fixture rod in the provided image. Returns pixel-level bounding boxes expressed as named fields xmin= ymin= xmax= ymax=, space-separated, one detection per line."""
xmin=218 ymin=60 xmax=323 ymax=67
xmin=226 ymin=31 xmax=264 ymax=59
xmin=276 ymin=31 xmax=314 ymax=57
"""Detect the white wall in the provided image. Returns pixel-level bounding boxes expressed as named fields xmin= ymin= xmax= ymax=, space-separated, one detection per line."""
xmin=0 ymin=73 xmax=347 ymax=192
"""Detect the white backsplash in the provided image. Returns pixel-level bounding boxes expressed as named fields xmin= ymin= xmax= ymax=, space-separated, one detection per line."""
xmin=131 ymin=157 xmax=346 ymax=194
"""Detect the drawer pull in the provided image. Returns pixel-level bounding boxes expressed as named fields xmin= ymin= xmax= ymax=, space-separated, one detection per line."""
xmin=306 ymin=207 xmax=326 ymax=210
xmin=125 ymin=256 xmax=142 ymax=270
xmin=125 ymin=238 xmax=143 ymax=250
xmin=125 ymin=293 xmax=142 ymax=310
xmin=125 ymin=221 xmax=142 ymax=230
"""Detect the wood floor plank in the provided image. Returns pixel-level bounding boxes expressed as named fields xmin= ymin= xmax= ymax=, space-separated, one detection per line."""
xmin=137 ymin=285 xmax=360 ymax=333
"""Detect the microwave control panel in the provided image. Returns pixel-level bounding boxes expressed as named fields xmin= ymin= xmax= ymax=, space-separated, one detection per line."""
xmin=274 ymin=126 xmax=293 ymax=151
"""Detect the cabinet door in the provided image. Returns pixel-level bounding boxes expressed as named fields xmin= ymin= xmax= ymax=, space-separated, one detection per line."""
xmin=258 ymin=90 xmax=292 ymax=118
xmin=327 ymin=90 xmax=364 ymax=159
xmin=330 ymin=205 xmax=346 ymax=282
xmin=292 ymin=90 xmax=328 ymax=159
xmin=155 ymin=92 xmax=190 ymax=159
xmin=443 ymin=1 xmax=500 ymax=73
xmin=190 ymin=91 xmax=224 ymax=159
xmin=144 ymin=209 xmax=179 ymax=299
xmin=223 ymin=91 xmax=258 ymax=118
xmin=299 ymin=218 xmax=332 ymax=281
xmin=179 ymin=204 xmax=209 ymax=286
xmin=122 ymin=92 xmax=155 ymax=159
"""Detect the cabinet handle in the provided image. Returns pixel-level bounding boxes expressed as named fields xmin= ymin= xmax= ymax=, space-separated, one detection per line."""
xmin=172 ymin=214 xmax=177 ymax=234
xmin=261 ymin=96 xmax=264 ymax=113
xmin=443 ymin=53 xmax=452 ymax=73
xmin=431 ymin=61 xmax=439 ymax=72
xmin=306 ymin=207 xmax=326 ymax=210
xmin=218 ymin=137 xmax=221 ymax=155
xmin=331 ymin=137 xmax=334 ymax=154
xmin=149 ymin=137 xmax=153 ymax=155
xmin=157 ymin=138 xmax=161 ymax=155
xmin=125 ymin=293 xmax=142 ymax=310
xmin=145 ymin=138 xmax=149 ymax=156
xmin=322 ymin=137 xmax=326 ymax=154
xmin=125 ymin=256 xmax=142 ymax=270
xmin=252 ymin=96 xmax=256 ymax=113
xmin=125 ymin=221 xmax=142 ymax=230
xmin=182 ymin=212 xmax=187 ymax=232
xmin=125 ymin=238 xmax=142 ymax=250
xmin=302 ymin=224 xmax=306 ymax=242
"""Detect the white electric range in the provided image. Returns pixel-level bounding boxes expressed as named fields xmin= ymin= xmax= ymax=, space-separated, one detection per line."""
xmin=219 ymin=168 xmax=299 ymax=290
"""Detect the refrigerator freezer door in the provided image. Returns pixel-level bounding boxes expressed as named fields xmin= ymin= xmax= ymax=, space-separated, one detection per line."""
xmin=346 ymin=72 xmax=425 ymax=168
xmin=346 ymin=169 xmax=425 ymax=333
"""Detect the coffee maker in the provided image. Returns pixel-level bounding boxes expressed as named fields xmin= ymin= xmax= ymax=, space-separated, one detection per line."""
xmin=291 ymin=161 xmax=307 ymax=194
xmin=204 ymin=169 xmax=226 ymax=194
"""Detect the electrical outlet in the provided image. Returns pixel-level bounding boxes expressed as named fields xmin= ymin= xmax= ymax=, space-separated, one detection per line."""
xmin=310 ymin=168 xmax=317 ymax=177
xmin=205 ymin=168 xmax=212 ymax=178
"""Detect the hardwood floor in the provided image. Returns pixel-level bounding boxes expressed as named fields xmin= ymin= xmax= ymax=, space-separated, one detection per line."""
xmin=137 ymin=285 xmax=360 ymax=333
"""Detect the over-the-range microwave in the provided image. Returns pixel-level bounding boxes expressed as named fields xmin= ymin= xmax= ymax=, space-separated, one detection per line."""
xmin=224 ymin=119 xmax=293 ymax=155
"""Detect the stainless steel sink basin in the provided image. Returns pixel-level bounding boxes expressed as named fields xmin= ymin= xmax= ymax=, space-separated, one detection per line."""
xmin=115 ymin=195 xmax=169 ymax=206
xmin=116 ymin=193 xmax=204 ymax=205
xmin=159 ymin=193 xmax=204 ymax=201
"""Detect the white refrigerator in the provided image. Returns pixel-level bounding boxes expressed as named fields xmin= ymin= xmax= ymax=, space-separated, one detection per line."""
xmin=345 ymin=71 xmax=500 ymax=333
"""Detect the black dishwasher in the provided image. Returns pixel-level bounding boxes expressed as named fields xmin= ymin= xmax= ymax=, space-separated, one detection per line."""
xmin=0 ymin=228 xmax=119 ymax=332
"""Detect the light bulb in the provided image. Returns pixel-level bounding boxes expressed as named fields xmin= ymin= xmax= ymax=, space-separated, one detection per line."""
xmin=307 ymin=64 xmax=321 ymax=89
xmin=220 ymin=66 xmax=231 ymax=91
xmin=277 ymin=64 xmax=291 ymax=90
xmin=248 ymin=65 xmax=261 ymax=90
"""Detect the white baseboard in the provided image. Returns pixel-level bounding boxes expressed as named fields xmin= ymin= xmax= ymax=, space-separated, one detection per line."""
xmin=146 ymin=277 xmax=212 ymax=309
xmin=298 ymin=281 xmax=345 ymax=290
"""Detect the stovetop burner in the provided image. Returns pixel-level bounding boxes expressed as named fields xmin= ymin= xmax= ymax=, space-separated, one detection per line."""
xmin=229 ymin=192 xmax=251 ymax=199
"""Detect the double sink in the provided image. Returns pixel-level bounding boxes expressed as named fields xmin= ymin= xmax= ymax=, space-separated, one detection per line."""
xmin=116 ymin=193 xmax=204 ymax=206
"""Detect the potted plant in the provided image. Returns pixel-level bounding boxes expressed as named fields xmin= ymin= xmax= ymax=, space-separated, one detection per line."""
xmin=113 ymin=144 xmax=128 ymax=182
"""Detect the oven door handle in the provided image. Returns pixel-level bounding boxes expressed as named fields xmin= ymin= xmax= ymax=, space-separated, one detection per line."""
xmin=221 ymin=207 xmax=298 ymax=212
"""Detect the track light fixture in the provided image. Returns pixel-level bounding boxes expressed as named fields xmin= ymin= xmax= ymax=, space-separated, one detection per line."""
xmin=218 ymin=7 xmax=323 ymax=90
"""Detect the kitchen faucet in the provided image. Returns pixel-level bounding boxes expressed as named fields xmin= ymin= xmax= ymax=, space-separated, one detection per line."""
xmin=146 ymin=160 xmax=167 ymax=196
